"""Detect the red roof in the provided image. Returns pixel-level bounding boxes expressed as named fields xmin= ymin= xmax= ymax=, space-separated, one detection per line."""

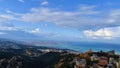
xmin=98 ymin=61 xmax=107 ymax=66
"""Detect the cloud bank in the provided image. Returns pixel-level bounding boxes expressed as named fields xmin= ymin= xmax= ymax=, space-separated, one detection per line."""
xmin=1 ymin=5 xmax=120 ymax=40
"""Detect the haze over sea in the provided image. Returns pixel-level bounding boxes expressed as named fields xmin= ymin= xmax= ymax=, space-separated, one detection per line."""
xmin=32 ymin=41 xmax=120 ymax=54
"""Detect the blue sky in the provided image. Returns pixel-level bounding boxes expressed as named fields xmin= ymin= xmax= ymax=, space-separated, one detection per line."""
xmin=0 ymin=0 xmax=120 ymax=43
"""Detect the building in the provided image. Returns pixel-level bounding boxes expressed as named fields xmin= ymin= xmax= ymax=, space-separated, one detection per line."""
xmin=107 ymin=50 xmax=115 ymax=55
xmin=74 ymin=59 xmax=86 ymax=68
xmin=116 ymin=61 xmax=120 ymax=68
xmin=98 ymin=57 xmax=108 ymax=67
xmin=90 ymin=54 xmax=98 ymax=61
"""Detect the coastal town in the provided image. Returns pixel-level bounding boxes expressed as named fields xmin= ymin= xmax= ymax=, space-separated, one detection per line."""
xmin=0 ymin=45 xmax=120 ymax=68
xmin=73 ymin=50 xmax=120 ymax=68
xmin=0 ymin=40 xmax=120 ymax=68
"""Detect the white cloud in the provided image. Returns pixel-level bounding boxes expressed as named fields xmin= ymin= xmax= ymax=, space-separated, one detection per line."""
xmin=0 ymin=26 xmax=18 ymax=31
xmin=44 ymin=24 xmax=48 ymax=27
xmin=4 ymin=6 xmax=120 ymax=31
xmin=0 ymin=32 xmax=6 ymax=35
xmin=84 ymin=27 xmax=120 ymax=39
xmin=20 ymin=7 xmax=120 ymax=30
xmin=107 ymin=9 xmax=120 ymax=23
xmin=20 ymin=7 xmax=101 ymax=29
xmin=0 ymin=14 xmax=15 ymax=20
xmin=6 ymin=9 xmax=12 ymax=13
xmin=18 ymin=0 xmax=24 ymax=3
xmin=0 ymin=14 xmax=16 ymax=23
xmin=41 ymin=1 xmax=48 ymax=6
xmin=79 ymin=5 xmax=96 ymax=11
xmin=30 ymin=28 xmax=41 ymax=34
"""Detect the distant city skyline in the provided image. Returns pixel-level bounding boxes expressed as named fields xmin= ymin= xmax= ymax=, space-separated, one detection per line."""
xmin=0 ymin=0 xmax=120 ymax=43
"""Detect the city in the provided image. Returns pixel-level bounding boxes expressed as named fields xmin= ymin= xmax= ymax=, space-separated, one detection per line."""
xmin=0 ymin=0 xmax=120 ymax=68
xmin=0 ymin=39 xmax=120 ymax=68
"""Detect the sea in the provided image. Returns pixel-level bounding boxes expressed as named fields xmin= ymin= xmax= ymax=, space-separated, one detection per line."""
xmin=34 ymin=41 xmax=120 ymax=54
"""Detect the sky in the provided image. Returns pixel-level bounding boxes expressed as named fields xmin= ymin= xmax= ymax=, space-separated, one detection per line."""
xmin=0 ymin=0 xmax=120 ymax=43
